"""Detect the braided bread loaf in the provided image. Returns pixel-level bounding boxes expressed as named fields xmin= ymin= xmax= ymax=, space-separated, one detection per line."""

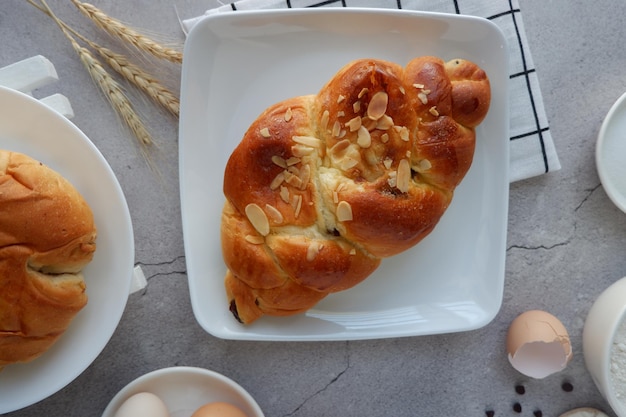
xmin=222 ymin=56 xmax=490 ymax=324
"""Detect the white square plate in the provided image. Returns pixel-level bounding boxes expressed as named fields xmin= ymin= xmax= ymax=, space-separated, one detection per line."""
xmin=179 ymin=8 xmax=509 ymax=341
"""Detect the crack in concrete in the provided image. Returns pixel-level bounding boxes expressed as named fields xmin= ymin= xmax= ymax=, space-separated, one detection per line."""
xmin=283 ymin=342 xmax=351 ymax=417
xmin=135 ymin=255 xmax=187 ymax=283
xmin=507 ymin=240 xmax=570 ymax=252
xmin=136 ymin=255 xmax=186 ymax=269
xmin=574 ymin=183 xmax=602 ymax=212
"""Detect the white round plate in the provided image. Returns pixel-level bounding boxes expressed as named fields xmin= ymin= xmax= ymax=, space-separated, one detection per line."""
xmin=0 ymin=86 xmax=134 ymax=413
xmin=101 ymin=366 xmax=265 ymax=417
xmin=597 ymin=91 xmax=626 ymax=213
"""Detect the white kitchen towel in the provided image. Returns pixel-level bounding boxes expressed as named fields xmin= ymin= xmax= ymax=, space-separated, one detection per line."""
xmin=183 ymin=0 xmax=560 ymax=183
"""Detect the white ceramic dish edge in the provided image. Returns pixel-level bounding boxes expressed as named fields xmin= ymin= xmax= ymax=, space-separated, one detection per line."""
xmin=596 ymin=91 xmax=626 ymax=213
xmin=101 ymin=366 xmax=265 ymax=417
xmin=583 ymin=277 xmax=626 ymax=417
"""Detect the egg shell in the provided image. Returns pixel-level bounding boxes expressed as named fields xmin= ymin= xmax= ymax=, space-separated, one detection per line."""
xmin=191 ymin=402 xmax=248 ymax=417
xmin=114 ymin=392 xmax=170 ymax=417
xmin=506 ymin=309 xmax=573 ymax=379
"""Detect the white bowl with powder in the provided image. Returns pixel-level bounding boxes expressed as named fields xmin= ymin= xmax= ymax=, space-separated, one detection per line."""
xmin=597 ymin=91 xmax=626 ymax=213
xmin=583 ymin=276 xmax=626 ymax=416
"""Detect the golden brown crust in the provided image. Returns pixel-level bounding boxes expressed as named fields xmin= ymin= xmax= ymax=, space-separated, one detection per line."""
xmin=0 ymin=150 xmax=96 ymax=368
xmin=222 ymin=56 xmax=490 ymax=324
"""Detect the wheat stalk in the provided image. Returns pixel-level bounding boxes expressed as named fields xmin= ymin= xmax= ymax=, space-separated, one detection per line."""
xmin=74 ymin=43 xmax=154 ymax=147
xmin=71 ymin=0 xmax=183 ymax=64
xmin=88 ymin=44 xmax=180 ymax=117
xmin=27 ymin=0 xmax=179 ymax=118
xmin=36 ymin=0 xmax=153 ymax=152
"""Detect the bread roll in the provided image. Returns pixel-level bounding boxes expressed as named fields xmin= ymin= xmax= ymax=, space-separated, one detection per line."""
xmin=0 ymin=150 xmax=96 ymax=368
xmin=222 ymin=56 xmax=490 ymax=324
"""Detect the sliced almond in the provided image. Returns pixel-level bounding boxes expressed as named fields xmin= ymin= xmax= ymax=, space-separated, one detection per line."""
xmin=270 ymin=171 xmax=286 ymax=190
xmin=332 ymin=120 xmax=342 ymax=137
xmin=291 ymin=144 xmax=315 ymax=157
xmin=245 ymin=235 xmax=265 ymax=245
xmin=358 ymin=87 xmax=369 ymax=99
xmin=417 ymin=159 xmax=432 ymax=172
xmin=339 ymin=157 xmax=359 ymax=171
xmin=345 ymin=116 xmax=362 ymax=132
xmin=383 ymin=157 xmax=393 ymax=169
xmin=417 ymin=92 xmax=428 ymax=105
xmin=357 ymin=125 xmax=371 ymax=148
xmin=394 ymin=125 xmax=409 ymax=142
xmin=330 ymin=139 xmax=351 ymax=157
xmin=321 ymin=110 xmax=330 ymax=131
xmin=260 ymin=127 xmax=271 ymax=138
xmin=337 ymin=201 xmax=353 ymax=222
xmin=286 ymin=157 xmax=301 ymax=166
xmin=298 ymin=164 xmax=311 ymax=190
xmin=381 ymin=133 xmax=390 ymax=143
xmin=362 ymin=117 xmax=378 ymax=132
xmin=429 ymin=106 xmax=439 ymax=117
xmin=279 ymin=185 xmax=290 ymax=203
xmin=337 ymin=94 xmax=346 ymax=103
xmin=367 ymin=91 xmax=388 ymax=120
xmin=245 ymin=203 xmax=270 ymax=236
xmin=306 ymin=241 xmax=321 ymax=261
xmin=353 ymin=101 xmax=361 ymax=113
xmin=293 ymin=135 xmax=321 ymax=148
xmin=284 ymin=170 xmax=303 ymax=188
xmin=413 ymin=83 xmax=425 ymax=89
xmin=271 ymin=155 xmax=288 ymax=169
xmin=284 ymin=107 xmax=293 ymax=122
xmin=396 ymin=159 xmax=411 ymax=193
xmin=376 ymin=114 xmax=394 ymax=130
xmin=293 ymin=194 xmax=303 ymax=218
xmin=265 ymin=204 xmax=284 ymax=224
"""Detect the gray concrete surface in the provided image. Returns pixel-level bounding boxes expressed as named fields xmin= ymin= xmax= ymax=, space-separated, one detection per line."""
xmin=2 ymin=1 xmax=626 ymax=416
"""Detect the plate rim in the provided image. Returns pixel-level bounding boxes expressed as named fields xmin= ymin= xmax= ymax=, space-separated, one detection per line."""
xmin=179 ymin=7 xmax=510 ymax=341
xmin=596 ymin=91 xmax=626 ymax=213
xmin=101 ymin=366 xmax=265 ymax=417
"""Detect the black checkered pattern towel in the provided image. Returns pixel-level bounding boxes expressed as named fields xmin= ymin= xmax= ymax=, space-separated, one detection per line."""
xmin=183 ymin=0 xmax=560 ymax=183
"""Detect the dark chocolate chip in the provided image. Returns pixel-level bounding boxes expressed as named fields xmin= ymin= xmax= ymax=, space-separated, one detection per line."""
xmin=513 ymin=402 xmax=522 ymax=413
xmin=562 ymin=381 xmax=574 ymax=392
xmin=515 ymin=384 xmax=525 ymax=395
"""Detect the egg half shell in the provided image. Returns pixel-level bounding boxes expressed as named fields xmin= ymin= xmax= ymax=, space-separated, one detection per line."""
xmin=506 ymin=309 xmax=573 ymax=379
xmin=191 ymin=402 xmax=248 ymax=417
xmin=114 ymin=392 xmax=170 ymax=417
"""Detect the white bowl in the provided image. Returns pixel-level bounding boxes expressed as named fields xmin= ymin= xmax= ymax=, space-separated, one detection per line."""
xmin=101 ymin=366 xmax=264 ymax=417
xmin=596 ymin=91 xmax=626 ymax=213
xmin=583 ymin=276 xmax=626 ymax=416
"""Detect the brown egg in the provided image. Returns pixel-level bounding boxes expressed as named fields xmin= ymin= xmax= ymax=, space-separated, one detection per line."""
xmin=506 ymin=309 xmax=573 ymax=379
xmin=191 ymin=402 xmax=248 ymax=417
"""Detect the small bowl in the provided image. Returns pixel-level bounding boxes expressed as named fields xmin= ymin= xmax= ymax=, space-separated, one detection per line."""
xmin=101 ymin=366 xmax=265 ymax=417
xmin=596 ymin=91 xmax=626 ymax=213
xmin=583 ymin=276 xmax=626 ymax=416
